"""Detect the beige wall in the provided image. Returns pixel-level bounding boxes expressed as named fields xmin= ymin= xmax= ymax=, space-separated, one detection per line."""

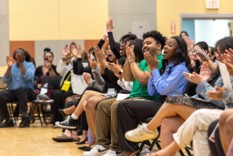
xmin=157 ymin=0 xmax=233 ymax=37
xmin=9 ymin=0 xmax=108 ymax=40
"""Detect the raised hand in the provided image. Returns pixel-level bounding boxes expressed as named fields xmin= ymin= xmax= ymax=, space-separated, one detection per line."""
xmin=144 ymin=52 xmax=158 ymax=72
xmin=15 ymin=52 xmax=24 ymax=65
xmin=82 ymin=72 xmax=93 ymax=85
xmin=88 ymin=54 xmax=98 ymax=70
xmin=6 ymin=56 xmax=14 ymax=67
xmin=94 ymin=46 xmax=106 ymax=64
xmin=183 ymin=72 xmax=204 ymax=84
xmin=206 ymin=86 xmax=224 ymax=100
xmin=108 ymin=62 xmax=122 ymax=74
xmin=199 ymin=62 xmax=211 ymax=81
xmin=106 ymin=17 xmax=114 ymax=32
xmin=195 ymin=50 xmax=209 ymax=63
xmin=126 ymin=45 xmax=136 ymax=64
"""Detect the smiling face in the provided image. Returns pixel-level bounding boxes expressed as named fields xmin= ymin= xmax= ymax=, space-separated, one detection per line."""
xmin=163 ymin=38 xmax=178 ymax=62
xmin=43 ymin=52 xmax=53 ymax=66
xmin=142 ymin=37 xmax=161 ymax=57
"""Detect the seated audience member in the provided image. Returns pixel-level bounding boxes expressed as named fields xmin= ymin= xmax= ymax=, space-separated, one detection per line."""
xmin=52 ymin=42 xmax=91 ymax=124
xmin=35 ymin=48 xmax=60 ymax=99
xmin=180 ymin=31 xmax=194 ymax=53
xmin=52 ymin=34 xmax=109 ymax=142
xmin=118 ymin=34 xmax=191 ymax=155
xmin=56 ymin=41 xmax=123 ymax=144
xmin=83 ymin=35 xmax=152 ymax=156
xmin=125 ymin=36 xmax=233 ymax=156
xmin=52 ymin=68 xmax=106 ymax=143
xmin=0 ymin=48 xmax=35 ymax=128
xmin=207 ymin=48 xmax=233 ymax=156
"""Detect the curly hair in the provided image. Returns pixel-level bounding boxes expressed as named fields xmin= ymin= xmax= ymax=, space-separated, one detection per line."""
xmin=142 ymin=30 xmax=166 ymax=49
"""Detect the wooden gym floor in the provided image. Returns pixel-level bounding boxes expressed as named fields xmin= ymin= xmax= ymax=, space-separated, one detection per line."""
xmin=0 ymin=125 xmax=85 ymax=156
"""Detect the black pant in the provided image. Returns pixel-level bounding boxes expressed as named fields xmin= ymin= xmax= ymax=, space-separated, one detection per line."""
xmin=117 ymin=98 xmax=164 ymax=152
xmin=0 ymin=88 xmax=35 ymax=119
xmin=52 ymin=89 xmax=74 ymax=124
xmin=208 ymin=120 xmax=225 ymax=156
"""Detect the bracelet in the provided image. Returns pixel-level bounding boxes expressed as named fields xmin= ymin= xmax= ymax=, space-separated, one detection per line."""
xmin=129 ymin=61 xmax=135 ymax=65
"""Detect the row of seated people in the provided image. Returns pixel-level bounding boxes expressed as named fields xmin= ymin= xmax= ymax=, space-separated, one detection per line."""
xmin=1 ymin=16 xmax=232 ymax=156
xmin=49 ymin=18 xmax=230 ymax=156
xmin=0 ymin=41 xmax=90 ymax=127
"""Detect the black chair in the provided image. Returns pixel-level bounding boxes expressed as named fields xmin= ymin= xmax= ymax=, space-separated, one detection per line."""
xmin=137 ymin=117 xmax=193 ymax=156
xmin=30 ymin=99 xmax=54 ymax=125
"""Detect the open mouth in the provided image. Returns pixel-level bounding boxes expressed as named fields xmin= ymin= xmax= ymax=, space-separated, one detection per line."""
xmin=44 ymin=58 xmax=49 ymax=61
xmin=143 ymin=48 xmax=149 ymax=53
xmin=163 ymin=51 xmax=168 ymax=55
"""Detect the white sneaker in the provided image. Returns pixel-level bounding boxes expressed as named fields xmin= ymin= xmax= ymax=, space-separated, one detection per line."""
xmin=102 ymin=149 xmax=117 ymax=156
xmin=82 ymin=144 xmax=108 ymax=156
xmin=125 ymin=123 xmax=158 ymax=142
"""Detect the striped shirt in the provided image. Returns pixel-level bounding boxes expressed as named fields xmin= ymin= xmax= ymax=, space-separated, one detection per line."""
xmin=148 ymin=61 xmax=189 ymax=97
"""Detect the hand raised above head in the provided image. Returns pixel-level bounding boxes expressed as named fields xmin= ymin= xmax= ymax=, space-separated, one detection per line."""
xmin=106 ymin=16 xmax=114 ymax=32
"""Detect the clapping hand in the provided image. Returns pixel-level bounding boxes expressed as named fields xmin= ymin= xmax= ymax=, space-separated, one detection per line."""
xmin=6 ymin=56 xmax=14 ymax=67
xmin=94 ymin=46 xmax=106 ymax=64
xmin=183 ymin=72 xmax=204 ymax=84
xmin=206 ymin=86 xmax=224 ymax=100
xmin=88 ymin=54 xmax=98 ymax=70
xmin=126 ymin=45 xmax=135 ymax=64
xmin=15 ymin=52 xmax=24 ymax=65
xmin=144 ymin=52 xmax=158 ymax=72
xmin=82 ymin=72 xmax=93 ymax=85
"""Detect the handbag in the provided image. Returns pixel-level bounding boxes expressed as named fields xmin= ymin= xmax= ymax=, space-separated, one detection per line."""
xmin=61 ymin=73 xmax=71 ymax=92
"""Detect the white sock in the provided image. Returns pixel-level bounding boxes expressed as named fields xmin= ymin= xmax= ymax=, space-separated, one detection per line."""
xmin=71 ymin=114 xmax=79 ymax=120
xmin=143 ymin=124 xmax=153 ymax=133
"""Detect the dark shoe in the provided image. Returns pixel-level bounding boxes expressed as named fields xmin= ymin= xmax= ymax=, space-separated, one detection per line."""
xmin=58 ymin=109 xmax=67 ymax=118
xmin=0 ymin=118 xmax=14 ymax=128
xmin=19 ymin=116 xmax=30 ymax=128
xmin=56 ymin=116 xmax=78 ymax=129
xmin=52 ymin=134 xmax=74 ymax=142
xmin=78 ymin=146 xmax=92 ymax=151
xmin=76 ymin=137 xmax=87 ymax=145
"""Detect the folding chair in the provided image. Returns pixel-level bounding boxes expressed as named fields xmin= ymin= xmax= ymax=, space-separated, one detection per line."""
xmin=30 ymin=99 xmax=54 ymax=125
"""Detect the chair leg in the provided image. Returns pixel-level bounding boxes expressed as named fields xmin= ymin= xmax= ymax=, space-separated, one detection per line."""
xmin=30 ymin=103 xmax=43 ymax=125
xmin=41 ymin=104 xmax=48 ymax=125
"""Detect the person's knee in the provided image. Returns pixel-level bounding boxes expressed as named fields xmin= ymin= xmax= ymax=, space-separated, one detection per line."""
xmin=219 ymin=110 xmax=232 ymax=128
xmin=85 ymin=99 xmax=95 ymax=110
xmin=86 ymin=96 xmax=100 ymax=110
xmin=111 ymin=101 xmax=119 ymax=111
xmin=225 ymin=115 xmax=233 ymax=135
